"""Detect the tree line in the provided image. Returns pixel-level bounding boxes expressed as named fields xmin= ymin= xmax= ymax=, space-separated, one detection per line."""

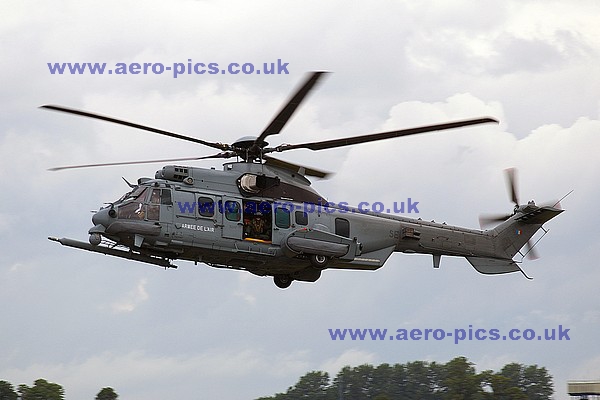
xmin=0 ymin=357 xmax=553 ymax=399
xmin=0 ymin=379 xmax=118 ymax=400
xmin=255 ymin=356 xmax=553 ymax=400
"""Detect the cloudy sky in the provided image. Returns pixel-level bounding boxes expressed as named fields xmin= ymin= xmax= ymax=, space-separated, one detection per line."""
xmin=1 ymin=0 xmax=599 ymax=398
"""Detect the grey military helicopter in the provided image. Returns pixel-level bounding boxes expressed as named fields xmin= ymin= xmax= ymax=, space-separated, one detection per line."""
xmin=45 ymin=72 xmax=564 ymax=288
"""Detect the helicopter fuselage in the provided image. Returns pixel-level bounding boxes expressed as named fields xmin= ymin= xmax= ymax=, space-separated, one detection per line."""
xmin=50 ymin=161 xmax=562 ymax=288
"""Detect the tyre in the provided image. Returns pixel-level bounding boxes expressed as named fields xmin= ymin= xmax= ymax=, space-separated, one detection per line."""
xmin=309 ymin=254 xmax=329 ymax=269
xmin=274 ymin=274 xmax=292 ymax=289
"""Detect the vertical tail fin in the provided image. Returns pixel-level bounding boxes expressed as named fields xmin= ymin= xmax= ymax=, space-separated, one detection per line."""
xmin=466 ymin=205 xmax=563 ymax=277
xmin=491 ymin=205 xmax=563 ymax=260
xmin=468 ymin=168 xmax=565 ymax=277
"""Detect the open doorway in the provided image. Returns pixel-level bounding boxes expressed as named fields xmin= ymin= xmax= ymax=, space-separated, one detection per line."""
xmin=243 ymin=200 xmax=272 ymax=242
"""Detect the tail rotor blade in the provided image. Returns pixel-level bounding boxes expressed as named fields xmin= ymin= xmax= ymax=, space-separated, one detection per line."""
xmin=478 ymin=213 xmax=512 ymax=229
xmin=479 ymin=168 xmax=520 ymax=229
xmin=505 ymin=167 xmax=519 ymax=206
xmin=544 ymin=189 xmax=574 ymax=210
xmin=540 ymin=199 xmax=562 ymax=210
xmin=525 ymin=239 xmax=540 ymax=260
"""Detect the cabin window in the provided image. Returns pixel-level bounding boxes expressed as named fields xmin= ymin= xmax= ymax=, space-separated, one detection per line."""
xmin=295 ymin=211 xmax=308 ymax=226
xmin=275 ymin=207 xmax=291 ymax=229
xmin=198 ymin=196 xmax=215 ymax=217
xmin=243 ymin=201 xmax=272 ymax=241
xmin=335 ymin=218 xmax=350 ymax=238
xmin=160 ymin=189 xmax=172 ymax=205
xmin=225 ymin=200 xmax=241 ymax=222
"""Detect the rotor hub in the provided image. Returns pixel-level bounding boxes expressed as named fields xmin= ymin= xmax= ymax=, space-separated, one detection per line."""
xmin=232 ymin=136 xmax=268 ymax=149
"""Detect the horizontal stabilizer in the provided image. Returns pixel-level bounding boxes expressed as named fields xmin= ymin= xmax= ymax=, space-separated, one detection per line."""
xmin=466 ymin=256 xmax=520 ymax=275
xmin=515 ymin=206 xmax=563 ymax=225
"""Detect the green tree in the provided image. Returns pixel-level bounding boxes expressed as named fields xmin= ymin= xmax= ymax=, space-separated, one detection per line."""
xmin=254 ymin=357 xmax=554 ymax=400
xmin=389 ymin=363 xmax=409 ymax=398
xmin=498 ymin=363 xmax=524 ymax=389
xmin=373 ymin=395 xmax=391 ymax=400
xmin=441 ymin=356 xmax=484 ymax=399
xmin=350 ymin=364 xmax=376 ymax=399
xmin=490 ymin=374 xmax=527 ymax=399
xmin=284 ymin=370 xmax=331 ymax=400
xmin=18 ymin=379 xmax=64 ymax=400
xmin=95 ymin=387 xmax=118 ymax=400
xmin=521 ymin=365 xmax=553 ymax=399
xmin=492 ymin=363 xmax=553 ymax=399
xmin=330 ymin=364 xmax=380 ymax=400
xmin=0 ymin=381 xmax=18 ymax=400
xmin=428 ymin=361 xmax=445 ymax=396
xmin=330 ymin=366 xmax=351 ymax=400
xmin=477 ymin=369 xmax=495 ymax=399
xmin=17 ymin=384 xmax=29 ymax=400
xmin=369 ymin=363 xmax=406 ymax=399
xmin=405 ymin=360 xmax=438 ymax=399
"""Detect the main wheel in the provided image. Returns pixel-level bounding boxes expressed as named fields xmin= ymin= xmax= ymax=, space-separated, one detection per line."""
xmin=274 ymin=274 xmax=293 ymax=289
xmin=309 ymin=254 xmax=329 ymax=269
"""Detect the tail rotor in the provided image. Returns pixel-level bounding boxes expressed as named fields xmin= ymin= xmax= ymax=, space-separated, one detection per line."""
xmin=478 ymin=168 xmax=540 ymax=260
xmin=478 ymin=168 xmax=520 ymax=229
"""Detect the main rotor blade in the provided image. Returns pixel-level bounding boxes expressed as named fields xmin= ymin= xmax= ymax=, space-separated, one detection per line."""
xmin=269 ymin=117 xmax=498 ymax=153
xmin=263 ymin=155 xmax=332 ymax=179
xmin=40 ymin=105 xmax=229 ymax=151
xmin=505 ymin=167 xmax=519 ymax=206
xmin=254 ymin=71 xmax=329 ymax=147
xmin=48 ymin=152 xmax=233 ymax=171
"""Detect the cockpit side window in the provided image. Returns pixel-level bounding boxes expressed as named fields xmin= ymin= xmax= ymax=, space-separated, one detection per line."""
xmin=130 ymin=187 xmax=148 ymax=201
xmin=118 ymin=201 xmax=145 ymax=220
xmin=146 ymin=189 xmax=160 ymax=221
xmin=116 ymin=186 xmax=147 ymax=204
xmin=150 ymin=189 xmax=161 ymax=204
xmin=117 ymin=187 xmax=148 ymax=219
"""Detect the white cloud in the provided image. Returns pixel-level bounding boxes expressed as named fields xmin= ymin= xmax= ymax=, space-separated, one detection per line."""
xmin=582 ymin=311 xmax=600 ymax=324
xmin=0 ymin=213 xmax=18 ymax=234
xmin=110 ymin=278 xmax=149 ymax=313
xmin=319 ymin=349 xmax=378 ymax=377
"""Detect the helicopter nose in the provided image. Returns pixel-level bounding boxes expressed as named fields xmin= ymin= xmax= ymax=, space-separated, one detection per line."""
xmin=92 ymin=207 xmax=115 ymax=227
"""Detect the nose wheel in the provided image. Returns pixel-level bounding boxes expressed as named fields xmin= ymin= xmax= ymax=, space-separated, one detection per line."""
xmin=89 ymin=233 xmax=101 ymax=246
xmin=273 ymin=274 xmax=293 ymax=289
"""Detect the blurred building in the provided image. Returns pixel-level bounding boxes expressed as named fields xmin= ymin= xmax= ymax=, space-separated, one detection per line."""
xmin=568 ymin=381 xmax=600 ymax=399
